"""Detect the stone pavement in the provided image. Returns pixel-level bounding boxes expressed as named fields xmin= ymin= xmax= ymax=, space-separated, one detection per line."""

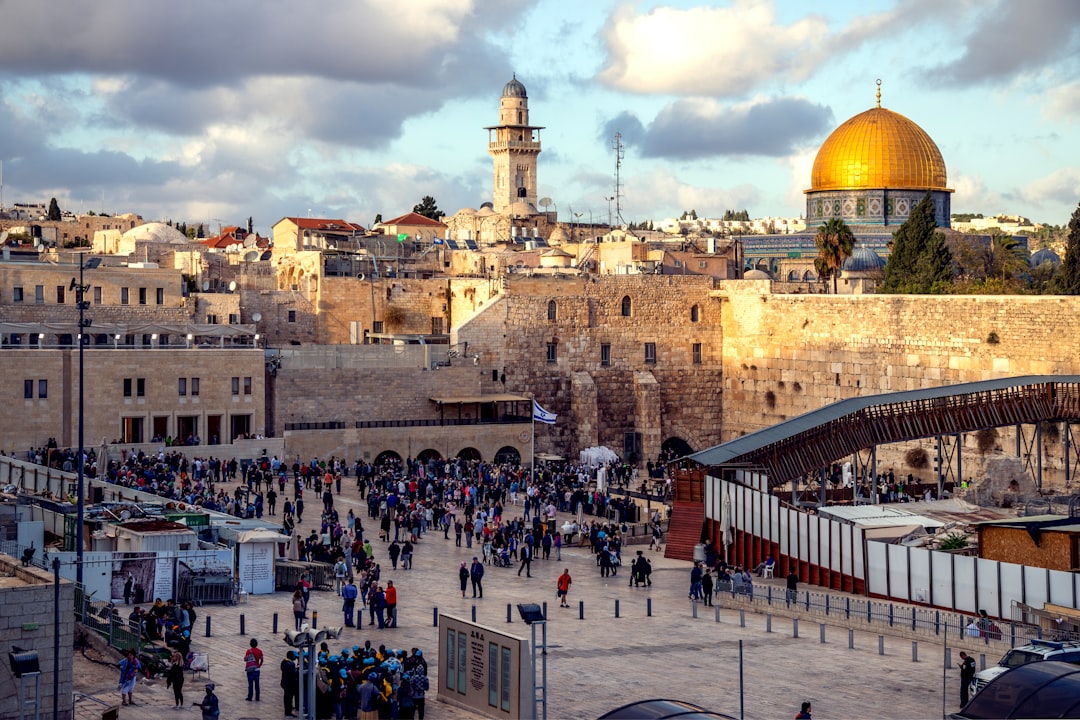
xmin=77 ymin=481 xmax=966 ymax=719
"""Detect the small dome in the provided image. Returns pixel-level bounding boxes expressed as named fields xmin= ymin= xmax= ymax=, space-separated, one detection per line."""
xmin=1029 ymin=248 xmax=1061 ymax=268
xmin=457 ymin=208 xmax=477 ymax=216
xmin=744 ymin=269 xmax=771 ymax=280
xmin=502 ymin=74 xmax=527 ymax=98
xmin=842 ymin=247 xmax=886 ymax=272
xmin=122 ymin=222 xmax=190 ymax=245
xmin=547 ymin=226 xmax=569 ymax=246
xmin=476 ymin=206 xmax=495 ymax=217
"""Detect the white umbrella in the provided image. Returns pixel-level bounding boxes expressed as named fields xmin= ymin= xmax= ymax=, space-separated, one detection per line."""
xmin=720 ymin=492 xmax=733 ymax=563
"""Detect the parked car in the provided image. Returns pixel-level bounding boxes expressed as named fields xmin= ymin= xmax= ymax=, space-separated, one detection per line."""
xmin=970 ymin=639 xmax=1080 ymax=696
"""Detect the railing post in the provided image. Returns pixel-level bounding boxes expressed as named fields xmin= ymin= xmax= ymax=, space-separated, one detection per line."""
xmin=912 ymin=607 xmax=916 ymax=632
xmin=825 ymin=595 xmax=830 ymax=616
xmin=889 ymin=604 xmax=894 ymax=628
xmin=935 ymin=611 xmax=940 ymax=636
xmin=846 ymin=597 xmax=851 ymax=620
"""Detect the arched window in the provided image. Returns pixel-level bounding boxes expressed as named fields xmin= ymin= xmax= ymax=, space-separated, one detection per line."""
xmin=547 ymin=300 xmax=557 ymax=322
xmin=690 ymin=304 xmax=700 ymax=323
xmin=621 ymin=295 xmax=632 ymax=317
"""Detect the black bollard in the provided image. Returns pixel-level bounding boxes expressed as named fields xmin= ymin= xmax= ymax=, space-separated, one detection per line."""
xmin=273 ymin=613 xmax=279 ymax=634
xmin=578 ymin=600 xmax=584 ymax=620
xmin=433 ymin=607 xmax=438 ymax=627
xmin=647 ymin=598 xmax=652 ymax=617
xmin=543 ymin=602 xmax=547 ymax=620
xmin=471 ymin=605 xmax=477 ymax=623
xmin=312 ymin=610 xmax=318 ymax=629
xmin=205 ymin=616 xmax=211 ymax=638
xmin=240 ymin=613 xmax=246 ymax=635
xmin=615 ymin=599 xmax=620 ymax=618
xmin=507 ymin=604 xmax=513 ymax=623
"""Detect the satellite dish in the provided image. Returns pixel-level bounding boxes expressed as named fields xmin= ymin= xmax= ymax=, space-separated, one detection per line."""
xmin=243 ymin=249 xmax=259 ymax=263
xmin=228 ymin=280 xmax=238 ymax=292
xmin=539 ymin=197 xmax=553 ymax=210
xmin=251 ymin=312 xmax=262 ymax=323
xmin=243 ymin=236 xmax=256 ymax=248
xmin=0 ymin=231 xmax=8 ymax=244
xmin=356 ymin=273 xmax=365 ymax=282
xmin=201 ymin=280 xmax=210 ymax=292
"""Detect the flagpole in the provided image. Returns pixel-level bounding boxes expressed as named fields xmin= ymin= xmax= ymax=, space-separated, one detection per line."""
xmin=530 ymin=398 xmax=536 ymax=484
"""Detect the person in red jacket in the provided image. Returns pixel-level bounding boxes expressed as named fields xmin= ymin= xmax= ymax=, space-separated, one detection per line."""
xmin=385 ymin=580 xmax=398 ymax=628
xmin=557 ymin=569 xmax=572 ymax=608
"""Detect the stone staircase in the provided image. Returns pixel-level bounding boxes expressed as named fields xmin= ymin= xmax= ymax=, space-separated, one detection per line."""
xmin=663 ymin=501 xmax=705 ymax=561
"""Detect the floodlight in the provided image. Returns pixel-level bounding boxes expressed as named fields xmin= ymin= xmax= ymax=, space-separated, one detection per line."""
xmin=517 ymin=603 xmax=545 ymax=625
xmin=8 ymin=648 xmax=39 ymax=677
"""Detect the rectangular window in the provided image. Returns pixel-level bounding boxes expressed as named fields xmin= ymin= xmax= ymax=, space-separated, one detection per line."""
xmin=601 ymin=343 xmax=611 ymax=367
xmin=229 ymin=313 xmax=239 ymax=324
xmin=56 ymin=285 xmax=65 ymax=304
xmin=179 ymin=378 xmax=187 ymax=397
xmin=24 ymin=380 xmax=33 ymax=399
xmin=693 ymin=342 xmax=702 ymax=364
xmin=243 ymin=376 xmax=252 ymax=395
xmin=446 ymin=631 xmax=456 ymax=691
xmin=431 ymin=316 xmax=444 ymax=334
xmin=35 ymin=285 xmax=44 ymax=304
xmin=645 ymin=342 xmax=657 ymax=364
xmin=156 ymin=287 xmax=164 ymax=305
xmin=13 ymin=286 xmax=23 ymax=303
xmin=456 ymin=629 xmax=467 ymax=693
xmin=138 ymin=287 xmax=147 ymax=305
xmin=699 ymin=260 xmax=708 ymax=269
xmin=136 ymin=378 xmax=145 ymax=397
xmin=673 ymin=259 xmax=682 ymax=268
xmin=207 ymin=314 xmax=218 ymax=325
xmin=231 ymin=377 xmax=240 ymax=396
xmin=38 ymin=379 xmax=47 ymax=399
xmin=93 ymin=286 xmax=102 ymax=304
xmin=288 ymin=310 xmax=297 ymax=323
xmin=546 ymin=342 xmax=557 ymax=364
xmin=123 ymin=378 xmax=133 ymax=397
xmin=488 ymin=643 xmax=498 ymax=707
xmin=191 ymin=377 xmax=200 ymax=397
xmin=120 ymin=287 xmax=129 ymax=305
xmin=501 ymin=647 xmax=512 ymax=712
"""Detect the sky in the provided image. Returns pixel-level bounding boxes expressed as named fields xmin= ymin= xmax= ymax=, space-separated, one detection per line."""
xmin=1 ymin=0 xmax=1080 ymax=235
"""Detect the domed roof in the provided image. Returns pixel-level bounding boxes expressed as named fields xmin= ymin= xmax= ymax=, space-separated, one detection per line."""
xmin=502 ymin=74 xmax=527 ymax=98
xmin=809 ymin=91 xmax=948 ymax=192
xmin=547 ymin=226 xmax=569 ymax=246
xmin=1029 ymin=248 xmax=1061 ymax=268
xmin=842 ymin=247 xmax=886 ymax=272
xmin=744 ymin=269 xmax=771 ymax=280
xmin=122 ymin=222 xmax=190 ymax=245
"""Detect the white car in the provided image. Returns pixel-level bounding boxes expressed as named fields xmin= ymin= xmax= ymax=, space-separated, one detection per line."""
xmin=971 ymin=640 xmax=1080 ymax=696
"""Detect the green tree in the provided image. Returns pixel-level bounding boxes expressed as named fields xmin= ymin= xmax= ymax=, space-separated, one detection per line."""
xmin=881 ymin=192 xmax=953 ymax=293
xmin=413 ymin=196 xmax=443 ymax=220
xmin=986 ymin=231 xmax=1029 ymax=285
xmin=813 ymin=218 xmax=855 ymax=293
xmin=47 ymin=197 xmax=61 ymax=221
xmin=1052 ymin=201 xmax=1080 ymax=294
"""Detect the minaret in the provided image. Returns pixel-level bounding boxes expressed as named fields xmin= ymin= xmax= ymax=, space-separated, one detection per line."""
xmin=486 ymin=74 xmax=543 ymax=214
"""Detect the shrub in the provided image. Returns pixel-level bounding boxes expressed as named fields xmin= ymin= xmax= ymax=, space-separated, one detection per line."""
xmin=938 ymin=531 xmax=970 ymax=550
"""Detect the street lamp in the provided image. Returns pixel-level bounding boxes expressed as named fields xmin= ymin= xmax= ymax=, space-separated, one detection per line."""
xmin=284 ymin=624 xmax=342 ymax=720
xmin=70 ymin=253 xmax=100 ymax=585
xmin=517 ymin=603 xmax=548 ymax=720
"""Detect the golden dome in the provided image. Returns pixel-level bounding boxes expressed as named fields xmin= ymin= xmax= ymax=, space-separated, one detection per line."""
xmin=809 ymin=104 xmax=948 ymax=192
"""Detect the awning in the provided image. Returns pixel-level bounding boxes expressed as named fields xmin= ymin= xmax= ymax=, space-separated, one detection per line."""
xmin=430 ymin=394 xmax=530 ymax=404
xmin=0 ymin=321 xmax=256 ymax=338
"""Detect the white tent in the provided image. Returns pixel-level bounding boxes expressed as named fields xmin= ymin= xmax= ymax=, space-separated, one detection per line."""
xmin=579 ymin=446 xmax=619 ymax=467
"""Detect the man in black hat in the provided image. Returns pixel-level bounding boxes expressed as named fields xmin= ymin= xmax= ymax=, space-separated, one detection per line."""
xmin=192 ymin=683 xmax=219 ymax=720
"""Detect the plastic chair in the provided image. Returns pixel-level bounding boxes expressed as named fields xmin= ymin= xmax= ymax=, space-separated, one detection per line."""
xmin=763 ymin=565 xmax=775 ymax=579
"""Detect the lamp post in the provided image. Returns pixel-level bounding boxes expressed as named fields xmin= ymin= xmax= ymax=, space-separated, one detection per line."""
xmin=71 ymin=254 xmax=100 ymax=585
xmin=284 ymin=624 xmax=342 ymax=720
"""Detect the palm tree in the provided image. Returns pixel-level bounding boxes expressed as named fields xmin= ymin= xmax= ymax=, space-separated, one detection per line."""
xmin=814 ymin=218 xmax=856 ymax=293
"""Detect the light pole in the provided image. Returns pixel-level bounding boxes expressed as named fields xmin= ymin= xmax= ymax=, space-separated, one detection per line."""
xmin=71 ymin=253 xmax=100 ymax=585
xmin=604 ymin=197 xmax=614 ymax=229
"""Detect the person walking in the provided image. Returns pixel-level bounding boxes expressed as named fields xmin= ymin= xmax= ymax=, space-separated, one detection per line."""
xmin=292 ymin=588 xmax=305 ymax=630
xmin=192 ymin=683 xmax=220 ymax=720
xmin=166 ymin=649 xmax=185 ymax=709
xmin=118 ymin=647 xmax=141 ymax=706
xmin=388 ymin=540 xmax=401 ymax=570
xmin=458 ymin=561 xmax=469 ymax=598
xmin=385 ymin=580 xmax=398 ymax=628
xmin=517 ymin=542 xmax=533 ymax=577
xmin=342 ymin=578 xmax=358 ymax=627
xmin=557 ymin=569 xmax=572 ymax=608
xmin=280 ymin=650 xmax=299 ymax=718
xmin=244 ymin=638 xmax=264 ymax=701
xmin=795 ymin=700 xmax=812 ymax=719
xmin=786 ymin=564 xmax=799 ymax=604
xmin=702 ymin=567 xmax=714 ymax=606
xmin=689 ymin=562 xmax=703 ymax=600
xmin=959 ymin=652 xmax=976 ymax=706
xmin=470 ymin=557 xmax=485 ymax=598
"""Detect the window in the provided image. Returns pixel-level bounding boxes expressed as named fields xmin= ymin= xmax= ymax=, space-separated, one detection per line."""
xmin=547 ymin=300 xmax=557 ymax=321
xmin=93 ymin=287 xmax=102 ymax=304
xmin=35 ymin=285 xmax=44 ymax=304
xmin=288 ymin=310 xmax=297 ymax=323
xmin=24 ymin=380 xmax=33 ymax=399
xmin=136 ymin=378 xmax=145 ymax=397
xmin=156 ymin=288 xmax=164 ymax=305
xmin=138 ymin=287 xmax=147 ymax=305
xmin=124 ymin=378 xmax=133 ymax=397
xmin=621 ymin=295 xmax=632 ymax=317
xmin=13 ymin=286 xmax=23 ymax=303
xmin=229 ymin=313 xmax=239 ymax=325
xmin=56 ymin=285 xmax=65 ymax=304
xmin=179 ymin=378 xmax=187 ymax=397
xmin=243 ymin=376 xmax=252 ymax=395
xmin=698 ymin=260 xmax=708 ymax=269
xmin=673 ymin=259 xmax=682 ymax=268
xmin=191 ymin=378 xmax=200 ymax=397
xmin=601 ymin=343 xmax=611 ymax=367
xmin=232 ymin=377 xmax=240 ymax=396
xmin=38 ymin=379 xmax=47 ymax=399
xmin=431 ymin=316 xmax=444 ymax=334
xmin=645 ymin=342 xmax=657 ymax=364
xmin=207 ymin=314 xmax=218 ymax=325
xmin=372 ymin=320 xmax=383 ymax=333
xmin=693 ymin=342 xmax=702 ymax=364
xmin=690 ymin=304 xmax=700 ymax=322
xmin=546 ymin=342 xmax=557 ymax=363
xmin=120 ymin=287 xmax=129 ymax=305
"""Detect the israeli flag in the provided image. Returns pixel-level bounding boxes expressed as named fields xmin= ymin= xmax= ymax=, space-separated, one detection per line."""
xmin=532 ymin=400 xmax=557 ymax=425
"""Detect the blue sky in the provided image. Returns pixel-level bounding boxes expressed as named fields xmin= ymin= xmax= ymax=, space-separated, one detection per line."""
xmin=1 ymin=0 xmax=1079 ymax=233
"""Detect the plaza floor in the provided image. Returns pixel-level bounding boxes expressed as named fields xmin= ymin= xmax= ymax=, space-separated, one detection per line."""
xmin=74 ymin=480 xmax=962 ymax=719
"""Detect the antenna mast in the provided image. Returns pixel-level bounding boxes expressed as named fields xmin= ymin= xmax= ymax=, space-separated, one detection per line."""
xmin=612 ymin=132 xmax=625 ymax=228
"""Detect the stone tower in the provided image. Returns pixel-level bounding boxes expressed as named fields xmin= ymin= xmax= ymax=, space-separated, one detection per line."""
xmin=486 ymin=74 xmax=544 ymax=214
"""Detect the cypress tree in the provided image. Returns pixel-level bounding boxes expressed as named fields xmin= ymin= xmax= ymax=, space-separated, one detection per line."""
xmin=1053 ymin=201 xmax=1080 ymax=294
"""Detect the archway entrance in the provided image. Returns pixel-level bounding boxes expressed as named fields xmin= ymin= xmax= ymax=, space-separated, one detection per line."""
xmin=493 ymin=446 xmax=521 ymax=465
xmin=457 ymin=447 xmax=482 ymax=462
xmin=417 ymin=448 xmax=442 ymax=464
xmin=661 ymin=436 xmax=694 ymax=462
xmin=374 ymin=450 xmax=403 ymax=467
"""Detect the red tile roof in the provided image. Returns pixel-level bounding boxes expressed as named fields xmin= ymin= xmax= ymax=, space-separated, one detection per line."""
xmin=380 ymin=212 xmax=447 ymax=228
xmin=282 ymin=217 xmax=365 ymax=232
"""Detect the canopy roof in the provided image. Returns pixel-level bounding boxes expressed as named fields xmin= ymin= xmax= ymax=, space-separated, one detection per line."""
xmin=430 ymin=394 xmax=529 ymax=405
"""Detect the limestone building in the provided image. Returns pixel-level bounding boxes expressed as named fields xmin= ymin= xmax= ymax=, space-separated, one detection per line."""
xmin=487 ymin=74 xmax=543 ymax=215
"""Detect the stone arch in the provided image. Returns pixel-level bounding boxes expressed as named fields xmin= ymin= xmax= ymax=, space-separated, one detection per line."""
xmin=690 ymin=304 xmax=700 ymax=322
xmin=374 ymin=450 xmax=403 ymax=467
xmin=494 ymin=446 xmax=521 ymax=465
xmin=417 ymin=448 xmax=442 ymax=464
xmin=661 ymin=436 xmax=695 ymax=460
xmin=457 ymin=447 xmax=482 ymax=462
xmin=547 ymin=299 xmax=557 ymax=322
xmin=803 ymin=269 xmax=817 ymax=282
xmin=620 ymin=295 xmax=632 ymax=317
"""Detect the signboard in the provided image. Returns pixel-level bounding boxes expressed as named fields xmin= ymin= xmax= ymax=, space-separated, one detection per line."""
xmin=238 ymin=540 xmax=275 ymax=594
xmin=437 ymin=613 xmax=532 ymax=719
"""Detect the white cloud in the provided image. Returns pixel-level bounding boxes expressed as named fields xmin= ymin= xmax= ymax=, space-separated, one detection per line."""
xmin=622 ymin=168 xmax=760 ymax=221
xmin=1044 ymin=80 xmax=1080 ymax=120
xmin=949 ymin=173 xmax=1007 ymax=214
xmin=1018 ymin=167 xmax=1080 ymax=216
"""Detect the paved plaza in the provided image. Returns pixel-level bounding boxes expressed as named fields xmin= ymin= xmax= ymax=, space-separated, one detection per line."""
xmin=73 ymin=478 xmax=964 ymax=719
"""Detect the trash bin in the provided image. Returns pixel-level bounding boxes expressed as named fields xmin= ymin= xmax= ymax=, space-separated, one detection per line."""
xmin=692 ymin=543 xmax=706 ymax=563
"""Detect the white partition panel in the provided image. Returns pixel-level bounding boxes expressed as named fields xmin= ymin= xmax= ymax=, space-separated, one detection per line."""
xmin=705 ymin=475 xmax=717 ymax=521
xmin=909 ymin=547 xmax=931 ymax=604
xmin=769 ymin=495 xmax=781 ymax=543
xmin=931 ymin=551 xmax=953 ymax=610
xmin=752 ymin=490 xmax=761 ymax=542
xmin=796 ymin=511 xmax=808 ymax=562
xmin=779 ymin=506 xmax=790 ymax=556
xmin=999 ymin=562 xmax=1024 ymax=616
xmin=841 ymin=525 xmax=853 ymax=578
xmin=808 ymin=514 xmax=819 ymax=566
xmin=888 ymin=544 xmax=910 ymax=601
xmin=954 ymin=556 xmax=978 ymax=614
xmin=976 ymin=559 xmax=1001 ymax=619
xmin=866 ymin=540 xmax=888 ymax=595
xmin=853 ymin=527 xmax=865 ymax=580
xmin=831 ymin=521 xmax=842 ymax=574
xmin=1023 ymin=566 xmax=1048 ymax=610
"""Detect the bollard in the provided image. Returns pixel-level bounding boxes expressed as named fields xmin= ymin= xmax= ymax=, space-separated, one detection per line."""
xmin=912 ymin=641 xmax=918 ymax=663
xmin=615 ymin=599 xmax=620 ymax=619
xmin=647 ymin=598 xmax=652 ymax=617
xmin=273 ymin=613 xmax=279 ymax=634
xmin=911 ymin=607 xmax=917 ymax=632
xmin=820 ymin=623 xmax=826 ymax=644
xmin=739 ymin=609 xmax=745 ymax=628
xmin=692 ymin=599 xmax=698 ymax=619
xmin=889 ymin=604 xmax=894 ymax=627
xmin=311 ymin=611 xmax=318 ymax=629
xmin=766 ymin=614 xmax=773 ymax=633
xmin=1010 ymin=622 xmax=1016 ymax=648
xmin=793 ymin=618 xmax=799 ymax=638
xmin=507 ymin=604 xmax=512 ymax=624
xmin=848 ymin=628 xmax=854 ymax=649
xmin=714 ymin=606 xmax=720 ymax=623
xmin=205 ymin=616 xmax=212 ymax=638
xmin=944 ymin=648 xmax=952 ymax=669
xmin=878 ymin=635 xmax=885 ymax=656
xmin=471 ymin=605 xmax=477 ymax=623
xmin=579 ymin=600 xmax=584 ymax=620
xmin=767 ymin=586 xmax=772 ymax=606
xmin=240 ymin=614 xmax=246 ymax=635
xmin=433 ymin=607 xmax=439 ymax=627
xmin=935 ymin=611 xmax=941 ymax=636
xmin=979 ymin=653 xmax=986 ymax=671
xmin=826 ymin=595 xmax=830 ymax=616
xmin=543 ymin=602 xmax=548 ymax=620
